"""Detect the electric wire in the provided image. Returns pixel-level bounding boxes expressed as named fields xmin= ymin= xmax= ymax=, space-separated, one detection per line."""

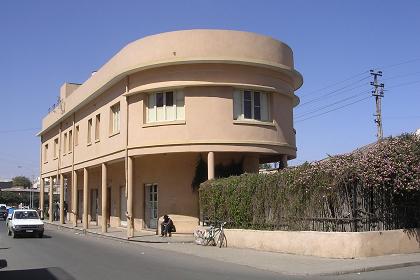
xmin=297 ymin=76 xmax=370 ymax=108
xmin=295 ymin=90 xmax=371 ymax=119
xmin=298 ymin=70 xmax=369 ymax=97
xmin=295 ymin=96 xmax=371 ymax=123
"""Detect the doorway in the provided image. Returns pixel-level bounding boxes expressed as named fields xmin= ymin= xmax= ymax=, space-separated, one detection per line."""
xmin=107 ymin=187 xmax=111 ymax=225
xmin=91 ymin=189 xmax=98 ymax=224
xmin=145 ymin=184 xmax=158 ymax=229
xmin=77 ymin=190 xmax=83 ymax=222
xmin=119 ymin=186 xmax=127 ymax=227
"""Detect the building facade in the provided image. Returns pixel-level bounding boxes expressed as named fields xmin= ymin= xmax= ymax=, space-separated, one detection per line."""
xmin=38 ymin=29 xmax=303 ymax=236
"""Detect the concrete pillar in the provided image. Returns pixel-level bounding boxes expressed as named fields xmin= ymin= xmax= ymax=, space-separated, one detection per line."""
xmin=281 ymin=154 xmax=288 ymax=169
xmin=83 ymin=168 xmax=89 ymax=229
xmin=39 ymin=178 xmax=45 ymax=219
xmin=72 ymin=170 xmax=78 ymax=227
xmin=207 ymin=152 xmax=215 ymax=180
xmin=127 ymin=157 xmax=134 ymax=238
xmin=49 ymin=176 xmax=53 ymax=222
xmin=101 ymin=163 xmax=107 ymax=233
xmin=59 ymin=174 xmax=65 ymax=224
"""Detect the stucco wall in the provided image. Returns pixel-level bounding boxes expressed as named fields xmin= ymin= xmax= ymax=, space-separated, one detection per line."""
xmin=224 ymin=228 xmax=420 ymax=258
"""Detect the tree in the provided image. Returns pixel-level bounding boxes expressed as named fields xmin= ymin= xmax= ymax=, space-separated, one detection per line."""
xmin=12 ymin=176 xmax=32 ymax=189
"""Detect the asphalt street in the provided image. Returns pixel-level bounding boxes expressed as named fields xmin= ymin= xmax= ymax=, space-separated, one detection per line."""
xmin=1 ymin=221 xmax=420 ymax=280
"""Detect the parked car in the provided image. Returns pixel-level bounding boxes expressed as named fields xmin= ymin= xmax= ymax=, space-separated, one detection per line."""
xmin=0 ymin=205 xmax=7 ymax=220
xmin=7 ymin=209 xmax=44 ymax=238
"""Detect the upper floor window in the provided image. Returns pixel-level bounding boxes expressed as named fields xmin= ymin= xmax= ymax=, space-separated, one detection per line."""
xmin=53 ymin=138 xmax=59 ymax=159
xmin=110 ymin=103 xmax=120 ymax=134
xmin=68 ymin=130 xmax=73 ymax=152
xmin=87 ymin=118 xmax=93 ymax=144
xmin=147 ymin=91 xmax=184 ymax=123
xmin=95 ymin=114 xmax=101 ymax=141
xmin=233 ymin=89 xmax=269 ymax=121
xmin=44 ymin=144 xmax=48 ymax=163
xmin=63 ymin=133 xmax=68 ymax=154
xmin=75 ymin=125 xmax=79 ymax=146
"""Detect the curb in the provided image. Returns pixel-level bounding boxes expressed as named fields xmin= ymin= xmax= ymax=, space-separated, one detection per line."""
xmin=44 ymin=222 xmax=192 ymax=244
xmin=318 ymin=261 xmax=420 ymax=276
xmin=44 ymin=222 xmax=420 ymax=276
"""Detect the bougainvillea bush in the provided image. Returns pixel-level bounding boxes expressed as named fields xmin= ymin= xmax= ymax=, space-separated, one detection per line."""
xmin=199 ymin=133 xmax=420 ymax=231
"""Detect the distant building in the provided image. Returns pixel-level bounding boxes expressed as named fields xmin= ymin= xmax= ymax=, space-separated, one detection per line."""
xmin=0 ymin=180 xmax=13 ymax=190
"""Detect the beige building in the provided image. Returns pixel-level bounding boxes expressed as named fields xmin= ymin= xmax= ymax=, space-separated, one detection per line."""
xmin=38 ymin=29 xmax=302 ymax=236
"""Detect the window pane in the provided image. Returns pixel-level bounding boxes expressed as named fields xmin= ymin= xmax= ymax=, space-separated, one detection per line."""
xmin=175 ymin=91 xmax=185 ymax=120
xmin=156 ymin=93 xmax=164 ymax=107
xmin=233 ymin=90 xmax=242 ymax=120
xmin=261 ymin=93 xmax=269 ymax=121
xmin=148 ymin=94 xmax=156 ymax=123
xmin=244 ymin=91 xmax=252 ymax=119
xmin=254 ymin=92 xmax=261 ymax=120
xmin=166 ymin=92 xmax=173 ymax=106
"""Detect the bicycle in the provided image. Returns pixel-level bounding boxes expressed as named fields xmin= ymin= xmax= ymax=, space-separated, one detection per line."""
xmin=194 ymin=221 xmax=227 ymax=248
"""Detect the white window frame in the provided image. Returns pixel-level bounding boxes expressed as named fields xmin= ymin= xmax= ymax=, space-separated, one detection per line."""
xmin=146 ymin=90 xmax=185 ymax=123
xmin=110 ymin=102 xmax=120 ymax=135
xmin=234 ymin=89 xmax=270 ymax=122
xmin=87 ymin=118 xmax=93 ymax=145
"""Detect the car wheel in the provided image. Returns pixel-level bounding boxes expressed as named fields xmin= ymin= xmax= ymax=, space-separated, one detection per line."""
xmin=38 ymin=232 xmax=43 ymax=238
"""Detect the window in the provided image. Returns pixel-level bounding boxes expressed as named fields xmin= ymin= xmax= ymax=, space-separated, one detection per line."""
xmin=69 ymin=130 xmax=73 ymax=152
xmin=63 ymin=133 xmax=68 ymax=154
xmin=95 ymin=114 xmax=101 ymax=141
xmin=110 ymin=103 xmax=120 ymax=134
xmin=44 ymin=144 xmax=48 ymax=162
xmin=87 ymin=118 xmax=92 ymax=144
xmin=75 ymin=125 xmax=79 ymax=146
xmin=53 ymin=138 xmax=58 ymax=158
xmin=147 ymin=91 xmax=184 ymax=123
xmin=233 ymin=89 xmax=269 ymax=121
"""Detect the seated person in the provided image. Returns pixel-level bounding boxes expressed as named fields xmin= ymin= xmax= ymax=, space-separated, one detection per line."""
xmin=161 ymin=214 xmax=174 ymax=237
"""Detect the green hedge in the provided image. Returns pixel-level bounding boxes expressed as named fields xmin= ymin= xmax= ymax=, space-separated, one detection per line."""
xmin=199 ymin=133 xmax=420 ymax=231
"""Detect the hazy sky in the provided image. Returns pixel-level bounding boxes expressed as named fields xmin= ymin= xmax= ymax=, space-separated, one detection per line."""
xmin=1 ymin=1 xmax=419 ymax=179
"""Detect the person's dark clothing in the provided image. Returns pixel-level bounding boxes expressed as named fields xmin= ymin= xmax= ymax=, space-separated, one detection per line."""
xmin=161 ymin=215 xmax=174 ymax=237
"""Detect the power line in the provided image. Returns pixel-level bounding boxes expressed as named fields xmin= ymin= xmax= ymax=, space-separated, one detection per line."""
xmin=382 ymin=70 xmax=420 ymax=82
xmin=378 ymin=58 xmax=420 ymax=70
xmin=295 ymin=90 xmax=371 ymax=119
xmin=297 ymin=76 xmax=370 ymax=108
xmin=386 ymin=79 xmax=420 ymax=89
xmin=298 ymin=70 xmax=369 ymax=97
xmin=295 ymin=96 xmax=371 ymax=123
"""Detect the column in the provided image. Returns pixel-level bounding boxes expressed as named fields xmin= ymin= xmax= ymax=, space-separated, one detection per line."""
xmin=39 ymin=178 xmax=45 ymax=219
xmin=83 ymin=168 xmax=89 ymax=229
xmin=72 ymin=170 xmax=78 ymax=227
xmin=49 ymin=176 xmax=53 ymax=222
xmin=101 ymin=163 xmax=107 ymax=233
xmin=207 ymin=152 xmax=215 ymax=180
xmin=59 ymin=174 xmax=65 ymax=224
xmin=281 ymin=154 xmax=288 ymax=169
xmin=127 ymin=157 xmax=134 ymax=238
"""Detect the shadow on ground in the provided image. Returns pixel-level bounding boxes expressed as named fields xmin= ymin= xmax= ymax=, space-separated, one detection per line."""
xmin=0 ymin=267 xmax=74 ymax=280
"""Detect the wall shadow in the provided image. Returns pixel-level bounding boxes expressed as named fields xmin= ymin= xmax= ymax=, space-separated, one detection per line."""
xmin=403 ymin=228 xmax=420 ymax=247
xmin=0 ymin=259 xmax=7 ymax=269
xmin=0 ymin=267 xmax=74 ymax=280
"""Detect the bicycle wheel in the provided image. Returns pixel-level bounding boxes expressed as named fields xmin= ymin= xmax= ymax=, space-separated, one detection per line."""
xmin=217 ymin=231 xmax=227 ymax=248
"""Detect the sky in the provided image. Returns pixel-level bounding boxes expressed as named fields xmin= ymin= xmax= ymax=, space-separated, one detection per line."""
xmin=0 ymin=1 xmax=419 ymax=180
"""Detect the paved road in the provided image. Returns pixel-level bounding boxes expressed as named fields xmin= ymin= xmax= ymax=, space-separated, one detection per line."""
xmin=0 ymin=221 xmax=303 ymax=280
xmin=1 ymin=221 xmax=420 ymax=280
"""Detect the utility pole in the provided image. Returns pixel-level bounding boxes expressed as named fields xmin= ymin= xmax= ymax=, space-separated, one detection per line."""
xmin=370 ymin=70 xmax=385 ymax=141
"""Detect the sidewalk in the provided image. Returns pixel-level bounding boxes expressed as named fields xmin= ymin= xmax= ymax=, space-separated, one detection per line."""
xmin=45 ymin=222 xmax=420 ymax=276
